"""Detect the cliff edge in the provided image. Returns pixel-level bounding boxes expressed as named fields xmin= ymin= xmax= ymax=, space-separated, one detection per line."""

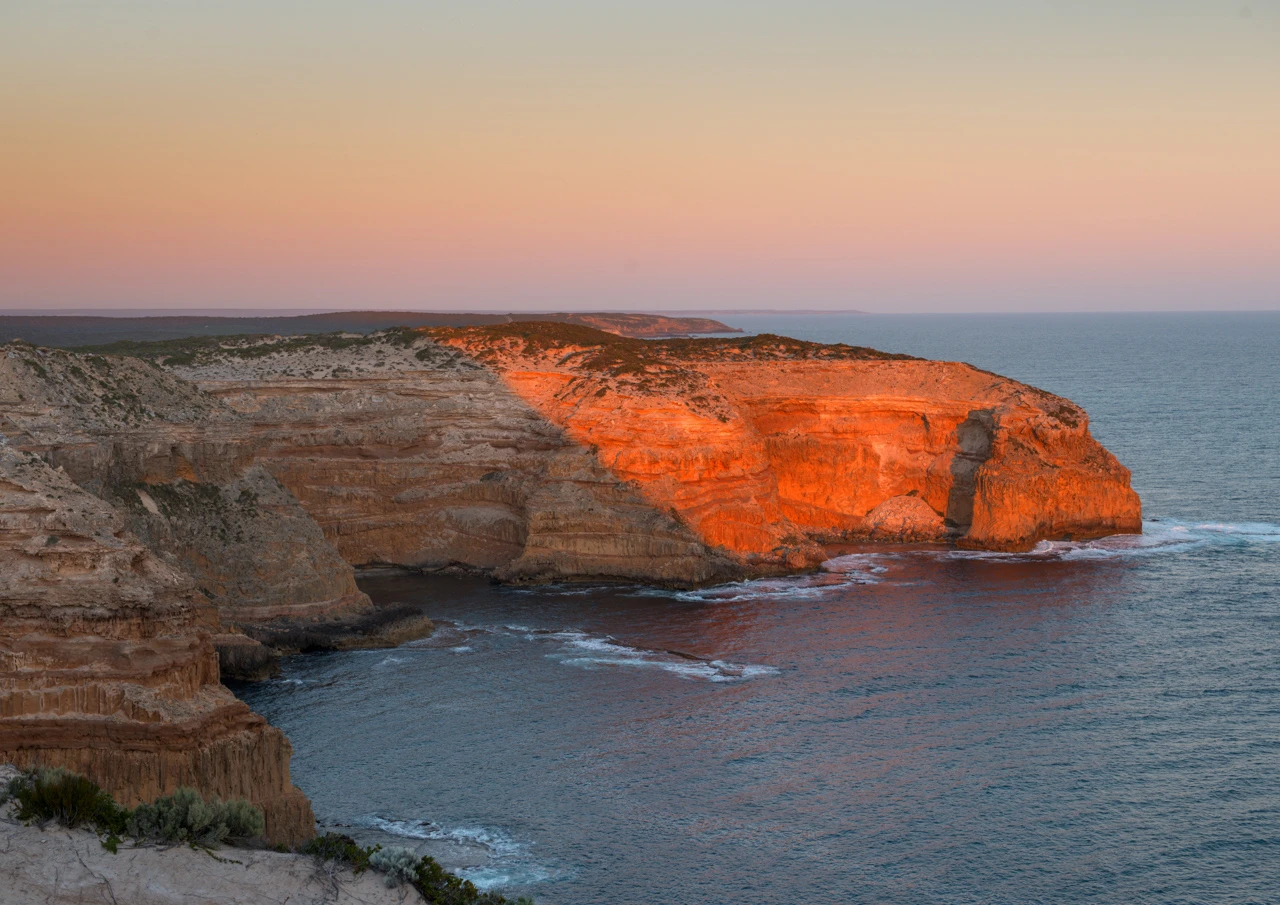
xmin=0 ymin=446 xmax=314 ymax=844
xmin=0 ymin=342 xmax=434 ymax=660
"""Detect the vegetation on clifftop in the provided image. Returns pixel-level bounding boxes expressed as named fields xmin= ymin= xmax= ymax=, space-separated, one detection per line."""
xmin=75 ymin=328 xmax=426 ymax=366
xmin=432 ymin=321 xmax=916 ymax=375
xmin=3 ymin=773 xmax=534 ymax=903
xmin=4 ymin=767 xmax=264 ymax=853
xmin=431 ymin=321 xmax=918 ymax=413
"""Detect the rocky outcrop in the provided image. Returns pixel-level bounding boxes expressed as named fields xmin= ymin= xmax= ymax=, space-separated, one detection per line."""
xmin=19 ymin=324 xmax=1140 ymax=587
xmin=861 ymin=495 xmax=948 ymax=543
xmin=434 ymin=324 xmax=1141 ymax=558
xmin=0 ymin=446 xmax=314 ymax=844
xmin=190 ymin=359 xmax=738 ymax=586
xmin=0 ymin=342 xmax=428 ymax=652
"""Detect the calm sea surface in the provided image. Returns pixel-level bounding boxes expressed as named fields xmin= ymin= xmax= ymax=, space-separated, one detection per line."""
xmin=240 ymin=313 xmax=1280 ymax=905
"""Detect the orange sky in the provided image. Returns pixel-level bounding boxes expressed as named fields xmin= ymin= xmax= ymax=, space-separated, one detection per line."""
xmin=2 ymin=2 xmax=1278 ymax=311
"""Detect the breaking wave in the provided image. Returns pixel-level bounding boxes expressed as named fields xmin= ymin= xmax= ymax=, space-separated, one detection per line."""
xmin=641 ymin=519 xmax=1280 ymax=604
xmin=360 ymin=816 xmax=553 ymax=890
xmin=408 ymin=621 xmax=778 ymax=682
xmin=531 ymin=629 xmax=778 ymax=682
xmin=910 ymin=518 xmax=1280 ymax=563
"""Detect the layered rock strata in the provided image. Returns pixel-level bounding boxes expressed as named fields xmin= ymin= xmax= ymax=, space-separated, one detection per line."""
xmin=195 ymin=371 xmax=737 ymax=585
xmin=0 ymin=342 xmax=430 ymax=652
xmin=28 ymin=324 xmax=1140 ymax=584
xmin=69 ymin=329 xmax=731 ymax=584
xmin=434 ymin=324 xmax=1142 ymax=558
xmin=0 ymin=446 xmax=314 ymax=844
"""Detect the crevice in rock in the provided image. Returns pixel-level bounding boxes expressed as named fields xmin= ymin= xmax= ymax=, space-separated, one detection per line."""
xmin=945 ymin=409 xmax=995 ymax=533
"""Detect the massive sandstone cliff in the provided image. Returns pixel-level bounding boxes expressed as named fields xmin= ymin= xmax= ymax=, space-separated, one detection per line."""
xmin=0 ymin=445 xmax=314 ymax=844
xmin=120 ymin=324 xmax=1140 ymax=577
xmin=433 ymin=324 xmax=1142 ymax=558
xmin=155 ymin=332 xmax=737 ymax=585
xmin=0 ymin=342 xmax=432 ymax=657
xmin=3 ymin=325 xmax=1140 ymax=590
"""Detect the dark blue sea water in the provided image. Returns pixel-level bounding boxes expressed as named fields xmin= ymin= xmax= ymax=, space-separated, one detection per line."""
xmin=240 ymin=313 xmax=1280 ymax=905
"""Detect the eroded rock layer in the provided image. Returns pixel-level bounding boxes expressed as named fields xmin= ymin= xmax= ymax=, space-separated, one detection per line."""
xmin=199 ymin=369 xmax=738 ymax=586
xmin=0 ymin=342 xmax=379 ymax=647
xmin=0 ymin=446 xmax=314 ymax=844
xmin=435 ymin=324 xmax=1141 ymax=558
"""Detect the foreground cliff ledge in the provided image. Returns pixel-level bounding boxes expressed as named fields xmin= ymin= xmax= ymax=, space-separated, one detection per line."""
xmin=0 ymin=446 xmax=314 ymax=845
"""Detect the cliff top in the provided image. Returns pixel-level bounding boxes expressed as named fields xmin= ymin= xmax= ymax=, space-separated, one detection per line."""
xmin=73 ymin=329 xmax=476 ymax=381
xmin=0 ymin=341 xmax=226 ymax=432
xmin=2 ymin=310 xmax=739 ymax=347
xmin=432 ymin=321 xmax=916 ymax=376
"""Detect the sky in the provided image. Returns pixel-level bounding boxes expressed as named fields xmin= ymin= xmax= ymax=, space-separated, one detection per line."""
xmin=2 ymin=1 xmax=1278 ymax=313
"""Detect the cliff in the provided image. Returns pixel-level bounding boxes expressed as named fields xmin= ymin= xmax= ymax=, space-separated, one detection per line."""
xmin=0 ymin=342 xmax=431 ymax=656
xmin=0 ymin=446 xmax=314 ymax=844
xmin=153 ymin=332 xmax=737 ymax=585
xmin=434 ymin=324 xmax=1141 ymax=559
xmin=23 ymin=324 xmax=1140 ymax=583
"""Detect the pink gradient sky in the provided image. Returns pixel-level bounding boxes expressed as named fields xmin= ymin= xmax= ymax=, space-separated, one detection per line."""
xmin=2 ymin=2 xmax=1278 ymax=312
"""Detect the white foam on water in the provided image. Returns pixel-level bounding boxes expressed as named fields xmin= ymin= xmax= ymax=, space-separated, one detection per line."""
xmin=402 ymin=621 xmax=498 ymax=650
xmin=920 ymin=519 xmax=1280 ymax=563
xmin=657 ymin=567 xmax=882 ymax=606
xmin=361 ymin=816 xmax=553 ymax=891
xmin=371 ymin=619 xmax=778 ymax=683
xmin=636 ymin=518 xmax=1280 ymax=607
xmin=527 ymin=629 xmax=778 ymax=682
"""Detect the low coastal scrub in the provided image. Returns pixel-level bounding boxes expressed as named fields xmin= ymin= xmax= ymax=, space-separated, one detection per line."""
xmin=301 ymin=831 xmax=380 ymax=874
xmin=3 ymin=767 xmax=131 ymax=839
xmin=3 ymin=767 xmax=264 ymax=852
xmin=305 ymin=833 xmax=534 ymax=905
xmin=128 ymin=787 xmax=265 ymax=847
xmin=4 ymin=773 xmax=534 ymax=903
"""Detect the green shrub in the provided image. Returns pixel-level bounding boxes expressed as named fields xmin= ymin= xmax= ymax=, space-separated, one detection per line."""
xmin=370 ymin=844 xmax=420 ymax=887
xmin=409 ymin=852 xmax=533 ymax=905
xmin=306 ymin=835 xmax=534 ymax=904
xmin=301 ymin=832 xmax=380 ymax=874
xmin=126 ymin=786 xmax=265 ymax=847
xmin=7 ymin=768 xmax=131 ymax=838
xmin=220 ymin=797 xmax=267 ymax=839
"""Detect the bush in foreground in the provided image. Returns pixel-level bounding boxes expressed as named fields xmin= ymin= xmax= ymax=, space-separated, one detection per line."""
xmin=301 ymin=831 xmax=380 ymax=873
xmin=5 ymin=767 xmax=131 ymax=838
xmin=379 ymin=843 xmax=534 ymax=905
xmin=128 ymin=786 xmax=265 ymax=847
xmin=4 ymin=767 xmax=264 ymax=851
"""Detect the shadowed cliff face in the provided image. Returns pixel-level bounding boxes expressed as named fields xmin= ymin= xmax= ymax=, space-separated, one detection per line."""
xmin=0 ymin=447 xmax=314 ymax=844
xmin=198 ymin=369 xmax=739 ymax=586
xmin=435 ymin=325 xmax=1142 ymax=558
xmin=946 ymin=410 xmax=995 ymax=531
xmin=0 ymin=343 xmax=380 ymax=653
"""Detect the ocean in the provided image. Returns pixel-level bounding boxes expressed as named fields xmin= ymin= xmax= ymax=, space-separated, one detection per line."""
xmin=238 ymin=312 xmax=1280 ymax=904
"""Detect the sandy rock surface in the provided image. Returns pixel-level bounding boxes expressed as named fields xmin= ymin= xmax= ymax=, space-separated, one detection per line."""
xmin=0 ymin=786 xmax=422 ymax=905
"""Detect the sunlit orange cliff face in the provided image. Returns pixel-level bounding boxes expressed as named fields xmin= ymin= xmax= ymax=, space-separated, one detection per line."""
xmin=435 ymin=325 xmax=1142 ymax=567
